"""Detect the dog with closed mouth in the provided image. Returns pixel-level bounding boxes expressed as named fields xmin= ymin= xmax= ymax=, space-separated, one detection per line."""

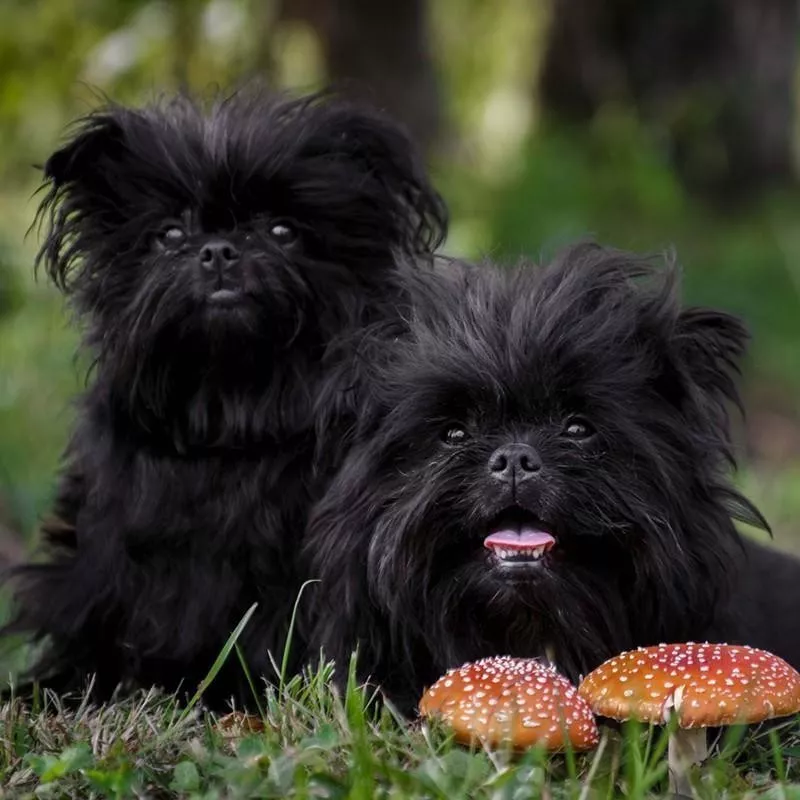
xmin=4 ymin=88 xmax=447 ymax=708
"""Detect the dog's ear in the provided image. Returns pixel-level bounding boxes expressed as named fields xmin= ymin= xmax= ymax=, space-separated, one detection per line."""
xmin=43 ymin=115 xmax=126 ymax=187
xmin=325 ymin=109 xmax=448 ymax=254
xmin=36 ymin=113 xmax=130 ymax=292
xmin=660 ymin=306 xmax=747 ymax=457
xmin=674 ymin=307 xmax=748 ymax=411
xmin=673 ymin=308 xmax=771 ymax=532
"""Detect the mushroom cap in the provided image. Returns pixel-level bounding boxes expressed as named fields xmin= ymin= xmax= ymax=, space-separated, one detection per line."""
xmin=419 ymin=656 xmax=599 ymax=751
xmin=579 ymin=642 xmax=800 ymax=728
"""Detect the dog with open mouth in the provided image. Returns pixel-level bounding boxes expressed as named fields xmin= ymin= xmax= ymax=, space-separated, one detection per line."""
xmin=304 ymin=243 xmax=800 ymax=714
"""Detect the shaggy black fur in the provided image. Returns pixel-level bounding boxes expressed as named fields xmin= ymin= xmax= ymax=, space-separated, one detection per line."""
xmin=3 ymin=89 xmax=446 ymax=708
xmin=304 ymin=243 xmax=800 ymax=715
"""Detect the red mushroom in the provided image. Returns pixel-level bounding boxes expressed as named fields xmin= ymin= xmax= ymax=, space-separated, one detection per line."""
xmin=419 ymin=656 xmax=599 ymax=752
xmin=579 ymin=643 xmax=800 ymax=796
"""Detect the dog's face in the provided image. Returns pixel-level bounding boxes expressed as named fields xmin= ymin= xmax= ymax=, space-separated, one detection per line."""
xmin=309 ymin=246 xmax=767 ymax=683
xmin=39 ymin=92 xmax=446 ymax=346
xmin=36 ymin=91 xmax=446 ymax=443
xmin=72 ymin=201 xmax=312 ymax=347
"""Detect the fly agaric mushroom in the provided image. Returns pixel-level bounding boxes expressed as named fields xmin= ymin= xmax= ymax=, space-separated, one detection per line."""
xmin=579 ymin=643 xmax=800 ymax=796
xmin=419 ymin=656 xmax=599 ymax=752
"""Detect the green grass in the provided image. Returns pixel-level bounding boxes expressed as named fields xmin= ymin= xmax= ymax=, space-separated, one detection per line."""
xmin=1 ymin=605 xmax=799 ymax=799
xmin=2 ymin=657 xmax=800 ymax=799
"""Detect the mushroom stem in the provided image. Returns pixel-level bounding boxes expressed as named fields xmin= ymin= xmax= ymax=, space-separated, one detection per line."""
xmin=667 ymin=727 xmax=707 ymax=797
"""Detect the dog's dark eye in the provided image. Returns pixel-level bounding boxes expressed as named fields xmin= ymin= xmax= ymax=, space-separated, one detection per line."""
xmin=441 ymin=425 xmax=469 ymax=445
xmin=160 ymin=226 xmax=186 ymax=244
xmin=269 ymin=220 xmax=297 ymax=246
xmin=562 ymin=417 xmax=595 ymax=440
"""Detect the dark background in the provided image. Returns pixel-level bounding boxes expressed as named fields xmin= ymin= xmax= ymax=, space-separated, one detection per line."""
xmin=0 ymin=0 xmax=798 ymax=565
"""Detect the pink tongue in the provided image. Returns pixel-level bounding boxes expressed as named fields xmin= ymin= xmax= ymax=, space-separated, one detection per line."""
xmin=484 ymin=527 xmax=556 ymax=551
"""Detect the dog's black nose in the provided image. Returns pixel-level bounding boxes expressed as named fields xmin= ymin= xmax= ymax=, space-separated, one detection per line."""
xmin=199 ymin=240 xmax=240 ymax=272
xmin=488 ymin=443 xmax=542 ymax=483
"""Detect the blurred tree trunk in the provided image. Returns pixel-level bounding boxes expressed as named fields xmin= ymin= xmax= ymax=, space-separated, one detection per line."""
xmin=278 ymin=0 xmax=442 ymax=152
xmin=540 ymin=0 xmax=799 ymax=201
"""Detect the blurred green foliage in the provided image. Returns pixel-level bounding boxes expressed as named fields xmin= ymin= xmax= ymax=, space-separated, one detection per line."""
xmin=0 ymin=0 xmax=798 ymax=545
xmin=488 ymin=114 xmax=800 ymax=392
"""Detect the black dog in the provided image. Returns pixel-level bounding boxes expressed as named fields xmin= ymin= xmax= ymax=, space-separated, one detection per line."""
xmin=305 ymin=243 xmax=800 ymax=715
xmin=3 ymin=89 xmax=446 ymax=708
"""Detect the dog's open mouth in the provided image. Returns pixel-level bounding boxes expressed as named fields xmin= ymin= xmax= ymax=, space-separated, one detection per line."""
xmin=484 ymin=510 xmax=556 ymax=569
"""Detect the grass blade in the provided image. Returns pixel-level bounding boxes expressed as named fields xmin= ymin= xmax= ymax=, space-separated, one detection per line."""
xmin=279 ymin=579 xmax=319 ymax=692
xmin=179 ymin=602 xmax=258 ymax=720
